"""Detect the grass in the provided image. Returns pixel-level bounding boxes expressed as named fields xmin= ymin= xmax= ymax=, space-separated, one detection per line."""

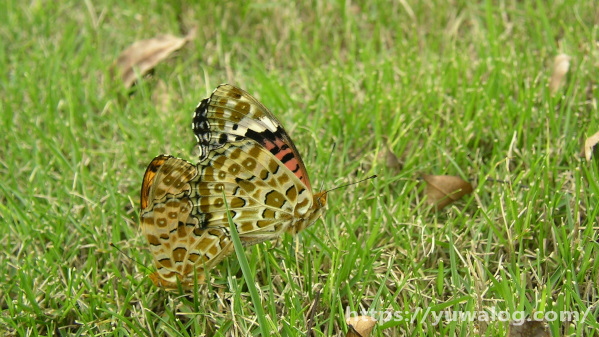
xmin=1 ymin=0 xmax=598 ymax=336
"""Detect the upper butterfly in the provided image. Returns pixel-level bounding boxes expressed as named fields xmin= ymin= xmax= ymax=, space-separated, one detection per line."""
xmin=140 ymin=84 xmax=326 ymax=290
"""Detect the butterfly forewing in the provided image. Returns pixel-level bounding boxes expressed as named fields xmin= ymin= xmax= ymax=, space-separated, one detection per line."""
xmin=193 ymin=84 xmax=313 ymax=190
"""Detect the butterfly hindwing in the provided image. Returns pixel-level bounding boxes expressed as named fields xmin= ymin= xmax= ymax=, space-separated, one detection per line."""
xmin=140 ymin=155 xmax=233 ymax=289
xmin=189 ymin=139 xmax=313 ymax=244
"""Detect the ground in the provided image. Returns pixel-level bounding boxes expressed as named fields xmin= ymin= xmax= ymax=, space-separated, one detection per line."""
xmin=1 ymin=1 xmax=598 ymax=336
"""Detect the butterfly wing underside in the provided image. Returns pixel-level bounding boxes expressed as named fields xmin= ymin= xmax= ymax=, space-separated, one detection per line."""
xmin=140 ymin=155 xmax=234 ymax=289
xmin=193 ymin=84 xmax=313 ymax=191
xmin=189 ymin=138 xmax=319 ymax=244
xmin=140 ymin=84 xmax=327 ymax=290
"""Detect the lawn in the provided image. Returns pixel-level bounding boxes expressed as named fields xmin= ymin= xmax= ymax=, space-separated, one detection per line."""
xmin=1 ymin=0 xmax=598 ymax=336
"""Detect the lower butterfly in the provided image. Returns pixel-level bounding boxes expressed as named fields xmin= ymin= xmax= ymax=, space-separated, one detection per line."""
xmin=140 ymin=84 xmax=326 ymax=290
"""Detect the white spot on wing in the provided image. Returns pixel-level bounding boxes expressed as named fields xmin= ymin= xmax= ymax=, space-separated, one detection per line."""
xmin=259 ymin=116 xmax=279 ymax=131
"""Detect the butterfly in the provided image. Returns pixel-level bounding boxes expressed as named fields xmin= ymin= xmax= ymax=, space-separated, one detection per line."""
xmin=140 ymin=84 xmax=326 ymax=290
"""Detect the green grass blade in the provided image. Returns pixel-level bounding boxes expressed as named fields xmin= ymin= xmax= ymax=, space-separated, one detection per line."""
xmin=223 ymin=192 xmax=271 ymax=336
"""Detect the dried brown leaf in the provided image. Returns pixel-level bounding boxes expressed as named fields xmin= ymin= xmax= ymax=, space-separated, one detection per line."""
xmin=377 ymin=144 xmax=402 ymax=171
xmin=346 ymin=325 xmax=362 ymax=337
xmin=549 ymin=53 xmax=570 ymax=94
xmin=422 ymin=174 xmax=473 ymax=210
xmin=507 ymin=320 xmax=551 ymax=337
xmin=346 ymin=316 xmax=376 ymax=337
xmin=114 ymin=30 xmax=196 ymax=88
xmin=582 ymin=131 xmax=599 ymax=161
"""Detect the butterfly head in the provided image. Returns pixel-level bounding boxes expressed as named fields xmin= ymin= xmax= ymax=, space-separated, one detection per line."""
xmin=307 ymin=191 xmax=327 ymax=226
xmin=314 ymin=191 xmax=327 ymax=208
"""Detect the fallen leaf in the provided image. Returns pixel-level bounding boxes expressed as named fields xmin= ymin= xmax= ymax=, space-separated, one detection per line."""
xmin=113 ymin=29 xmax=196 ymax=88
xmin=422 ymin=174 xmax=473 ymax=210
xmin=346 ymin=316 xmax=376 ymax=337
xmin=582 ymin=131 xmax=599 ymax=161
xmin=377 ymin=144 xmax=402 ymax=171
xmin=549 ymin=53 xmax=570 ymax=94
xmin=507 ymin=319 xmax=551 ymax=337
xmin=346 ymin=325 xmax=363 ymax=337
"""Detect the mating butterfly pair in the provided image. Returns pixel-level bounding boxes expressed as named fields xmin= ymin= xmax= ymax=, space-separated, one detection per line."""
xmin=140 ymin=84 xmax=326 ymax=289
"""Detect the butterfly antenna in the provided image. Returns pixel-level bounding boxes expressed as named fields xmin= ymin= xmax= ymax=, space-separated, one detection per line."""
xmin=110 ymin=243 xmax=153 ymax=273
xmin=324 ymin=175 xmax=377 ymax=195
xmin=319 ymin=142 xmax=337 ymax=192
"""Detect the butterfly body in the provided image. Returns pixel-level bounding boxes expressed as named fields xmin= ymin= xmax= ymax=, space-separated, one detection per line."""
xmin=140 ymin=84 xmax=325 ymax=289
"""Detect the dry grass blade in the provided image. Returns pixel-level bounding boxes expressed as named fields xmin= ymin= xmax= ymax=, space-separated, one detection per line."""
xmin=114 ymin=29 xmax=196 ymax=88
xmin=507 ymin=320 xmax=551 ymax=337
xmin=345 ymin=316 xmax=376 ymax=337
xmin=549 ymin=53 xmax=571 ymax=94
xmin=582 ymin=131 xmax=599 ymax=161
xmin=305 ymin=287 xmax=322 ymax=337
xmin=422 ymin=174 xmax=473 ymax=211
